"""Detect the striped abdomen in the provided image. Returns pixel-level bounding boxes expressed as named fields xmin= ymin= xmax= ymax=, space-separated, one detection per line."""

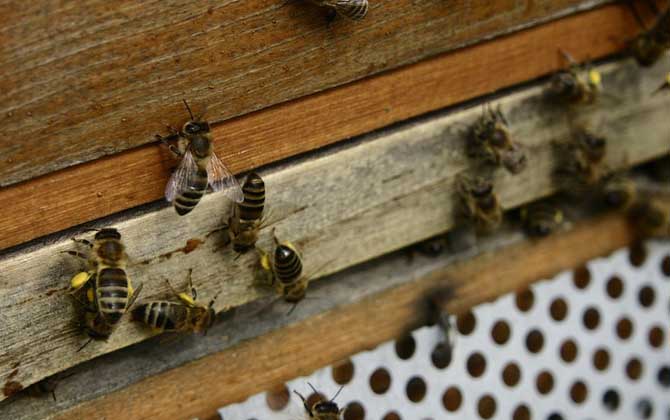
xmin=239 ymin=173 xmax=265 ymax=223
xmin=331 ymin=0 xmax=368 ymax=20
xmin=174 ymin=168 xmax=208 ymax=216
xmin=274 ymin=245 xmax=303 ymax=285
xmin=132 ymin=301 xmax=189 ymax=332
xmin=96 ymin=268 xmax=130 ymax=326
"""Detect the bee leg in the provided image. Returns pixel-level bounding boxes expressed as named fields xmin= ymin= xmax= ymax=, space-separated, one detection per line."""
xmin=156 ymin=134 xmax=184 ymax=157
xmin=71 ymin=238 xmax=93 ymax=247
xmin=62 ymin=250 xmax=88 ymax=260
xmin=127 ymin=282 xmax=144 ymax=309
xmin=186 ymin=268 xmax=197 ymax=300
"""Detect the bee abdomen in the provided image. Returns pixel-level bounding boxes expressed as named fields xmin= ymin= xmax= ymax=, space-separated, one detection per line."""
xmin=275 ymin=253 xmax=303 ymax=283
xmin=332 ymin=0 xmax=368 ymax=20
xmin=174 ymin=169 xmax=208 ymax=215
xmin=97 ymin=268 xmax=130 ymax=324
xmin=133 ymin=301 xmax=188 ymax=332
xmin=239 ymin=173 xmax=265 ymax=222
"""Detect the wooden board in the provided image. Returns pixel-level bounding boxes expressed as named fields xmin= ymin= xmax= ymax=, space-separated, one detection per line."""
xmin=0 ymin=57 xmax=669 ymax=403
xmin=0 ymin=4 xmax=646 ymax=252
xmin=48 ymin=211 xmax=644 ymax=420
xmin=0 ymin=0 xmax=612 ymax=187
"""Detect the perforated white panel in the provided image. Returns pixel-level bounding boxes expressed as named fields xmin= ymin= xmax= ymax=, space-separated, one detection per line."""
xmin=219 ymin=241 xmax=670 ymax=420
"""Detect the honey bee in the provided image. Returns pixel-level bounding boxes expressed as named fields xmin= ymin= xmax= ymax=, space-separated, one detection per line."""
xmin=467 ymin=104 xmax=527 ymax=174
xmin=24 ymin=372 xmax=74 ymax=402
xmin=555 ymin=127 xmax=608 ymax=194
xmin=600 ymin=173 xmax=637 ymax=210
xmin=160 ymin=100 xmax=243 ymax=216
xmin=424 ymin=288 xmax=455 ymax=363
xmin=310 ymin=0 xmax=368 ymax=20
xmin=520 ymin=201 xmax=564 ymax=237
xmin=224 ymin=172 xmax=266 ymax=254
xmin=256 ymin=232 xmax=308 ymax=304
xmin=629 ymin=199 xmax=669 ymax=238
xmin=294 ymin=383 xmax=344 ymax=420
xmin=65 ymin=228 xmax=142 ymax=346
xmin=653 ymin=73 xmax=670 ymax=94
xmin=547 ymin=50 xmax=602 ymax=105
xmin=629 ymin=5 xmax=670 ymax=67
xmin=456 ymin=174 xmax=503 ymax=235
xmin=132 ymin=269 xmax=218 ymax=334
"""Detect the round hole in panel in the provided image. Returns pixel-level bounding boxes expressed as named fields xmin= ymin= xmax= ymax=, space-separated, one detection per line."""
xmin=370 ymin=368 xmax=391 ymax=395
xmin=516 ymin=288 xmax=535 ymax=312
xmin=560 ymin=339 xmax=578 ymax=363
xmin=602 ymin=388 xmax=620 ymax=412
xmin=570 ymin=380 xmax=588 ymax=404
xmin=502 ymin=362 xmax=522 ymax=387
xmin=657 ymin=366 xmax=670 ymax=388
xmin=456 ymin=310 xmax=477 ymax=335
xmin=616 ymin=317 xmax=634 ymax=340
xmin=395 ymin=334 xmax=416 ymax=360
xmin=491 ymin=320 xmax=511 ymax=345
xmin=606 ymin=275 xmax=625 ymax=299
xmin=405 ymin=376 xmax=426 ymax=403
xmin=626 ymin=357 xmax=644 ymax=381
xmin=467 ymin=352 xmax=487 ymax=378
xmin=636 ymin=399 xmax=653 ymax=419
xmin=265 ymin=384 xmax=290 ymax=411
xmin=512 ymin=404 xmax=531 ymax=420
xmin=593 ymin=348 xmax=610 ymax=371
xmin=431 ymin=342 xmax=453 ymax=369
xmin=382 ymin=412 xmax=401 ymax=420
xmin=536 ymin=370 xmax=554 ymax=395
xmin=442 ymin=386 xmax=462 ymax=412
xmin=638 ymin=285 xmax=656 ymax=308
xmin=343 ymin=401 xmax=365 ymax=420
xmin=629 ymin=241 xmax=647 ymax=267
xmin=526 ymin=329 xmax=545 ymax=354
xmin=547 ymin=413 xmax=565 ymax=420
xmin=648 ymin=325 xmax=665 ymax=348
xmin=549 ymin=297 xmax=568 ymax=321
xmin=661 ymin=255 xmax=670 ymax=277
xmin=332 ymin=359 xmax=355 ymax=385
xmin=477 ymin=394 xmax=497 ymax=419
xmin=573 ymin=265 xmax=591 ymax=289
xmin=582 ymin=307 xmax=601 ymax=330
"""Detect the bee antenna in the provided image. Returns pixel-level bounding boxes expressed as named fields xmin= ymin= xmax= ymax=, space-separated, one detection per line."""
xmin=182 ymin=99 xmax=195 ymax=120
xmin=293 ymin=390 xmax=307 ymax=402
xmin=285 ymin=302 xmax=298 ymax=316
xmin=307 ymin=382 xmax=319 ymax=395
xmin=76 ymin=337 xmax=94 ymax=353
xmin=51 ymin=390 xmax=57 ymax=402
xmin=330 ymin=385 xmax=344 ymax=402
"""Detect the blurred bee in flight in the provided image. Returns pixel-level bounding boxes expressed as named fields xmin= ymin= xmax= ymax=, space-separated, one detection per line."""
xmin=520 ymin=200 xmax=564 ymax=238
xmin=455 ymin=174 xmax=503 ymax=235
xmin=132 ymin=269 xmax=219 ymax=335
xmin=159 ymin=100 xmax=243 ymax=216
xmin=627 ymin=1 xmax=670 ymax=67
xmin=309 ymin=0 xmax=368 ymax=21
xmin=294 ymin=383 xmax=344 ymax=420
xmin=65 ymin=228 xmax=142 ymax=350
xmin=467 ymin=104 xmax=527 ymax=174
xmin=547 ymin=50 xmax=602 ymax=105
xmin=222 ymin=172 xmax=266 ymax=254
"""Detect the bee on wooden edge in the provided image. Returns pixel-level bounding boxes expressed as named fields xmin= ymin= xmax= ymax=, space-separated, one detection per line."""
xmin=294 ymin=383 xmax=344 ymax=420
xmin=221 ymin=172 xmax=267 ymax=255
xmin=158 ymin=100 xmax=243 ymax=216
xmin=455 ymin=173 xmax=503 ymax=235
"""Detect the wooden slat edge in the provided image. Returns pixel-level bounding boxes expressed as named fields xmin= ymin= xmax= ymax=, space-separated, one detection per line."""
xmin=0 ymin=4 xmax=641 ymax=251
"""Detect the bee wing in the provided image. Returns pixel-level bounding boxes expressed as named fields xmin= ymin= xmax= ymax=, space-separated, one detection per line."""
xmin=165 ymin=150 xmax=197 ymax=203
xmin=331 ymin=0 xmax=368 ymax=20
xmin=207 ymin=152 xmax=244 ymax=203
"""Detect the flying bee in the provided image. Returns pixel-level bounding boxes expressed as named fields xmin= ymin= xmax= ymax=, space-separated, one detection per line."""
xmin=309 ymin=0 xmax=368 ymax=21
xmin=294 ymin=384 xmax=344 ymax=420
xmin=628 ymin=4 xmax=670 ymax=67
xmin=600 ymin=173 xmax=637 ymax=210
xmin=547 ymin=50 xmax=602 ymax=105
xmin=132 ymin=269 xmax=218 ymax=335
xmin=629 ymin=199 xmax=670 ymax=238
xmin=653 ymin=72 xmax=670 ymax=94
xmin=65 ymin=228 xmax=142 ymax=346
xmin=256 ymin=233 xmax=307 ymax=304
xmin=160 ymin=100 xmax=244 ymax=216
xmin=520 ymin=201 xmax=564 ymax=238
xmin=224 ymin=172 xmax=266 ymax=254
xmin=456 ymin=174 xmax=503 ymax=235
xmin=467 ymin=104 xmax=527 ymax=174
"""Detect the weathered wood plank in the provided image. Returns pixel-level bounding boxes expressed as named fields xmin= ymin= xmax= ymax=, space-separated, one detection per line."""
xmin=0 ymin=0 xmax=617 ymax=187
xmin=43 ymin=211 xmax=646 ymax=420
xmin=0 ymin=57 xmax=669 ymax=403
xmin=0 ymin=4 xmax=644 ymax=252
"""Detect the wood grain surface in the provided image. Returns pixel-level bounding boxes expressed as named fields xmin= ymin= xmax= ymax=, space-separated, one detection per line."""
xmin=52 ymin=211 xmax=644 ymax=420
xmin=0 ymin=0 xmax=612 ymax=187
xmin=0 ymin=4 xmax=644 ymax=252
xmin=0 ymin=58 xmax=668 ymax=403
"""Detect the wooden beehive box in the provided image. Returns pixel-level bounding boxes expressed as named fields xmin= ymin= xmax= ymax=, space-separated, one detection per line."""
xmin=0 ymin=1 xmax=669 ymax=418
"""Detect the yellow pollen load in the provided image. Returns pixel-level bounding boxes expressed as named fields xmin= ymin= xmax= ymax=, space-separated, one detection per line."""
xmin=178 ymin=292 xmax=196 ymax=306
xmin=70 ymin=271 xmax=92 ymax=291
xmin=87 ymin=287 xmax=95 ymax=303
xmin=588 ymin=69 xmax=601 ymax=87
xmin=260 ymin=254 xmax=272 ymax=271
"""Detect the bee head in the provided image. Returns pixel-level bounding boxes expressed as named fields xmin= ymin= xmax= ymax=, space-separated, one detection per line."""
xmin=95 ymin=228 xmax=121 ymax=241
xmin=470 ymin=180 xmax=493 ymax=198
xmin=182 ymin=121 xmax=210 ymax=136
xmin=313 ymin=401 xmax=340 ymax=414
